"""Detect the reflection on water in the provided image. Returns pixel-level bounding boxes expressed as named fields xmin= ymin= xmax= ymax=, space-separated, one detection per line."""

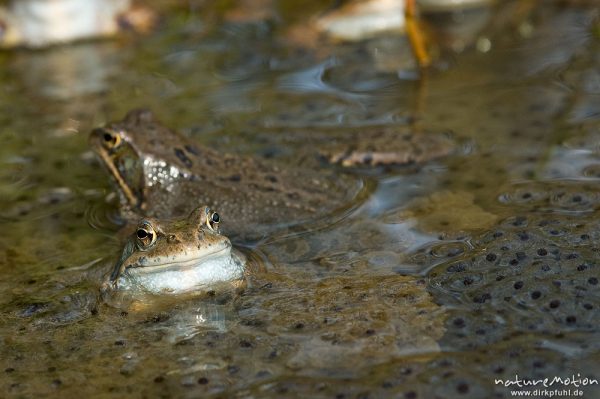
xmin=0 ymin=1 xmax=599 ymax=398
xmin=149 ymin=302 xmax=230 ymax=344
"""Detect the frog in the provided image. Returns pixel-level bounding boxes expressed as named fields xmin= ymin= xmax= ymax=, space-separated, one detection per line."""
xmin=89 ymin=109 xmax=361 ymax=240
xmin=103 ymin=205 xmax=245 ymax=295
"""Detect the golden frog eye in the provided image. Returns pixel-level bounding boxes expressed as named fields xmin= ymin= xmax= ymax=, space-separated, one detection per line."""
xmin=205 ymin=208 xmax=220 ymax=232
xmin=102 ymin=129 xmax=122 ymax=149
xmin=136 ymin=223 xmax=156 ymax=248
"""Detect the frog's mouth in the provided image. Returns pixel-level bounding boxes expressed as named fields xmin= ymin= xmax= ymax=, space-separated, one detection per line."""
xmin=128 ymin=246 xmax=232 ymax=273
xmin=90 ymin=129 xmax=145 ymax=210
xmin=107 ymin=244 xmax=233 ymax=287
xmin=105 ymin=244 xmax=244 ymax=294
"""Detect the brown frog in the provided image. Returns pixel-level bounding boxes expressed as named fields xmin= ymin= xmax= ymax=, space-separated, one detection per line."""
xmin=90 ymin=109 xmax=361 ymax=240
xmin=103 ymin=205 xmax=246 ymax=295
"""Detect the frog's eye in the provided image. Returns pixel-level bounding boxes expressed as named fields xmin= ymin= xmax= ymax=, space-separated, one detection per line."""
xmin=205 ymin=209 xmax=220 ymax=232
xmin=136 ymin=224 xmax=156 ymax=248
xmin=102 ymin=130 xmax=121 ymax=149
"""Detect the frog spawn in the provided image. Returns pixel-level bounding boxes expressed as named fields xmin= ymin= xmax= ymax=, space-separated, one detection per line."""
xmin=497 ymin=181 xmax=600 ymax=214
xmin=395 ymin=180 xmax=600 ymax=397
xmin=170 ymin=335 xmax=599 ymax=399
xmin=428 ymin=213 xmax=599 ymax=339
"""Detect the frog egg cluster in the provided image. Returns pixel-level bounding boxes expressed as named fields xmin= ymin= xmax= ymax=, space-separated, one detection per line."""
xmin=425 ymin=212 xmax=599 ymax=344
xmin=498 ymin=181 xmax=600 ymax=214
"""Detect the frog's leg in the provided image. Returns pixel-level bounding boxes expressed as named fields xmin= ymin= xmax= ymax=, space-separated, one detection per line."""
xmin=405 ymin=0 xmax=431 ymax=68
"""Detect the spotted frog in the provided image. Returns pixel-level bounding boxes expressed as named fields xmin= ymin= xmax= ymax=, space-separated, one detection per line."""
xmin=103 ymin=205 xmax=245 ymax=295
xmin=90 ymin=109 xmax=361 ymax=239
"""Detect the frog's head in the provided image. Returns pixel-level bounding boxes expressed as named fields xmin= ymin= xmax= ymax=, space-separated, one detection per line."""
xmin=90 ymin=109 xmax=198 ymax=211
xmin=104 ymin=205 xmax=243 ymax=294
xmin=90 ymin=109 xmax=155 ymax=209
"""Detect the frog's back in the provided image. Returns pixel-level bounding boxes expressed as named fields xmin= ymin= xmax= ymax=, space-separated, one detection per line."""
xmin=107 ymin=109 xmax=363 ymax=240
xmin=141 ymin=149 xmax=362 ymax=240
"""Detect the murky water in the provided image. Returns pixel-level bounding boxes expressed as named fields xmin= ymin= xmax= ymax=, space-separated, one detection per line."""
xmin=1 ymin=2 xmax=599 ymax=398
